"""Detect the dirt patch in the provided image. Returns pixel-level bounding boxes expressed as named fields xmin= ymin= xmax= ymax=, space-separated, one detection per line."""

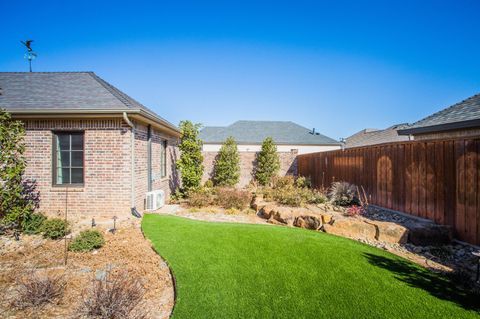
xmin=158 ymin=204 xmax=267 ymax=225
xmin=0 ymin=220 xmax=174 ymax=318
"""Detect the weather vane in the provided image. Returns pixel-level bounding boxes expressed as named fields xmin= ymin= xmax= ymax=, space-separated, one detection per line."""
xmin=21 ymin=40 xmax=37 ymax=72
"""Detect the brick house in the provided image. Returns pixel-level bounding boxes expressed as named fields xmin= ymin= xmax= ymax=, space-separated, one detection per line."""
xmin=199 ymin=120 xmax=341 ymax=186
xmin=398 ymin=92 xmax=480 ymax=140
xmin=0 ymin=72 xmax=180 ymax=220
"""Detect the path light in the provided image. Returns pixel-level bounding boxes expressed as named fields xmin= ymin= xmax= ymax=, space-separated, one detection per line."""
xmin=110 ymin=216 xmax=118 ymax=234
xmin=91 ymin=218 xmax=96 ymax=228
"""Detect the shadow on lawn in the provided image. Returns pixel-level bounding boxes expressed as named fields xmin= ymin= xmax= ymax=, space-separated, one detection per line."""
xmin=364 ymin=253 xmax=480 ymax=313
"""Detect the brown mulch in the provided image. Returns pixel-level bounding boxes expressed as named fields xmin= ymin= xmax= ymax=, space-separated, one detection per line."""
xmin=0 ymin=221 xmax=174 ymax=318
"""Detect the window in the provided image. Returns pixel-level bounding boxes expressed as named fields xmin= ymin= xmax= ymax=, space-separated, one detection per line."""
xmin=53 ymin=132 xmax=84 ymax=185
xmin=160 ymin=140 xmax=167 ymax=178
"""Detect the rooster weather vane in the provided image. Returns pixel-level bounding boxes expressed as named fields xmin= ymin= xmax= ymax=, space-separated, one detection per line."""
xmin=21 ymin=40 xmax=37 ymax=72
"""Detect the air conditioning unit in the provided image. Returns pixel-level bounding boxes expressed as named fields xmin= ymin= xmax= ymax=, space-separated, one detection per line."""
xmin=146 ymin=190 xmax=165 ymax=210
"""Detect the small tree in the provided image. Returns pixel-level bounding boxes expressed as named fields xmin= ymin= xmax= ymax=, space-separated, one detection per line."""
xmin=0 ymin=109 xmax=36 ymax=228
xmin=213 ymin=137 xmax=240 ymax=187
xmin=255 ymin=137 xmax=280 ymax=185
xmin=176 ymin=120 xmax=204 ymax=193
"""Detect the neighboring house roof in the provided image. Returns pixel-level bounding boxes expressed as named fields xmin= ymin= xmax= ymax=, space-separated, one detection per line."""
xmin=0 ymin=72 xmax=180 ymax=135
xmin=398 ymin=93 xmax=480 ymax=135
xmin=345 ymin=123 xmax=411 ymax=148
xmin=200 ymin=120 xmax=341 ymax=145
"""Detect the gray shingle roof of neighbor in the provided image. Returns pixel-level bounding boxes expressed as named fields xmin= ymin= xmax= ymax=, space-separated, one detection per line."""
xmin=345 ymin=123 xmax=411 ymax=148
xmin=199 ymin=120 xmax=341 ymax=145
xmin=398 ymin=93 xmax=480 ymax=135
xmin=0 ymin=72 xmax=179 ymax=132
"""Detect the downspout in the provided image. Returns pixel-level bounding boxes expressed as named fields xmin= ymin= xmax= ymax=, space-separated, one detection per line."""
xmin=123 ymin=112 xmax=141 ymax=218
xmin=147 ymin=125 xmax=152 ymax=192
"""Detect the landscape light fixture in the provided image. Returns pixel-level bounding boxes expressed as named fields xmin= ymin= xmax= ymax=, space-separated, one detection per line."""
xmin=110 ymin=216 xmax=118 ymax=234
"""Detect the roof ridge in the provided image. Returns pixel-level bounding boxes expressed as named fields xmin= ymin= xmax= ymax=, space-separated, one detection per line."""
xmin=87 ymin=73 xmax=137 ymax=109
xmin=88 ymin=73 xmax=178 ymax=129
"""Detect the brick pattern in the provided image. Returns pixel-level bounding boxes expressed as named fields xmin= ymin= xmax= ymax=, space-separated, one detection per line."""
xmin=25 ymin=119 xmax=123 ymax=130
xmin=202 ymin=150 xmax=298 ymax=187
xmin=22 ymin=119 xmax=179 ymax=220
xmin=24 ymin=119 xmax=131 ymax=219
xmin=134 ymin=124 xmax=179 ymax=211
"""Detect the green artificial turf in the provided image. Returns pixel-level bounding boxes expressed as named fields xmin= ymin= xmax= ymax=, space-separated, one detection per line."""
xmin=142 ymin=214 xmax=479 ymax=319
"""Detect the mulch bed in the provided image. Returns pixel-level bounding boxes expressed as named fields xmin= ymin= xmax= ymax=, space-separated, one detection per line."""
xmin=0 ymin=221 xmax=174 ymax=318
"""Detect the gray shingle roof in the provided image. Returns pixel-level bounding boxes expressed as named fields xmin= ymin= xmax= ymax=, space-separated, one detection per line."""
xmin=0 ymin=72 xmax=178 ymax=131
xmin=398 ymin=93 xmax=480 ymax=135
xmin=199 ymin=121 xmax=341 ymax=145
xmin=345 ymin=123 xmax=411 ymax=148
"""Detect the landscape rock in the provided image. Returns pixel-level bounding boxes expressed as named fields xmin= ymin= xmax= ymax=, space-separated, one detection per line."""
xmin=323 ymin=218 xmax=377 ymax=240
xmin=272 ymin=208 xmax=296 ymax=226
xmin=258 ymin=205 xmax=276 ymax=219
xmin=294 ymin=216 xmax=322 ymax=230
xmin=374 ymin=220 xmax=409 ymax=244
xmin=408 ymin=224 xmax=452 ymax=246
xmin=321 ymin=214 xmax=334 ymax=225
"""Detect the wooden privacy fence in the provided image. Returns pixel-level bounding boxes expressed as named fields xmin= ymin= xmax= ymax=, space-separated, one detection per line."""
xmin=297 ymin=137 xmax=480 ymax=245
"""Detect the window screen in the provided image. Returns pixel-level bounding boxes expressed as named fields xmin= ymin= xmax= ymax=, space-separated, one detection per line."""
xmin=160 ymin=140 xmax=167 ymax=178
xmin=53 ymin=132 xmax=84 ymax=185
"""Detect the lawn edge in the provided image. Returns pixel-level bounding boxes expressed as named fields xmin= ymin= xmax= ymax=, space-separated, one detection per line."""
xmin=141 ymin=215 xmax=178 ymax=319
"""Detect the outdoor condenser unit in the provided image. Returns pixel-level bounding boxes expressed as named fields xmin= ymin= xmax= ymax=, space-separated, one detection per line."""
xmin=145 ymin=190 xmax=165 ymax=210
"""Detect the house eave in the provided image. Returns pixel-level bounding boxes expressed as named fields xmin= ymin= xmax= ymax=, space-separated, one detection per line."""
xmin=7 ymin=108 xmax=181 ymax=137
xmin=398 ymin=119 xmax=480 ymax=135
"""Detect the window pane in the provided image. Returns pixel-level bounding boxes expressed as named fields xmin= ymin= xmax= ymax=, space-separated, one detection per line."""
xmin=71 ymin=168 xmax=83 ymax=184
xmin=71 ymin=151 xmax=83 ymax=167
xmin=71 ymin=134 xmax=84 ymax=150
xmin=57 ymin=151 xmax=70 ymax=167
xmin=57 ymin=168 xmax=70 ymax=184
xmin=57 ymin=134 xmax=70 ymax=151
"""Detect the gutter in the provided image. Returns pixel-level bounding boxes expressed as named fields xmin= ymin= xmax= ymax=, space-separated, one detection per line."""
xmin=9 ymin=108 xmax=181 ymax=137
xmin=123 ymin=112 xmax=141 ymax=218
xmin=398 ymin=118 xmax=480 ymax=135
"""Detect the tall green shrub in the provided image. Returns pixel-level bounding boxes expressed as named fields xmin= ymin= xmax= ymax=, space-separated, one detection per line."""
xmin=213 ymin=137 xmax=240 ymax=186
xmin=176 ymin=120 xmax=204 ymax=193
xmin=255 ymin=137 xmax=280 ymax=185
xmin=0 ymin=109 xmax=35 ymax=228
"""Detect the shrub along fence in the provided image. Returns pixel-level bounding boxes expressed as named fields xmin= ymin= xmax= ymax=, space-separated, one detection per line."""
xmin=297 ymin=137 xmax=480 ymax=245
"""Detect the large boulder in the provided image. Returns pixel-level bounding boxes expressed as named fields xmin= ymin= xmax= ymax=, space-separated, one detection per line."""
xmin=258 ymin=205 xmax=276 ymax=219
xmin=374 ymin=220 xmax=409 ymax=244
xmin=294 ymin=215 xmax=322 ymax=230
xmin=272 ymin=209 xmax=296 ymax=226
xmin=323 ymin=218 xmax=377 ymax=240
xmin=408 ymin=223 xmax=452 ymax=246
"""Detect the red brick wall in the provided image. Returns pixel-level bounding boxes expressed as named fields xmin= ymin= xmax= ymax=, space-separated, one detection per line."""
xmin=202 ymin=150 xmax=298 ymax=187
xmin=23 ymin=119 xmax=131 ymax=220
xmin=22 ymin=119 xmax=179 ymax=220
xmin=133 ymin=124 xmax=179 ymax=210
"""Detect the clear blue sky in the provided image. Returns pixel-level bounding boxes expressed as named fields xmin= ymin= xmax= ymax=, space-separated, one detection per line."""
xmin=1 ymin=0 xmax=479 ymax=139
